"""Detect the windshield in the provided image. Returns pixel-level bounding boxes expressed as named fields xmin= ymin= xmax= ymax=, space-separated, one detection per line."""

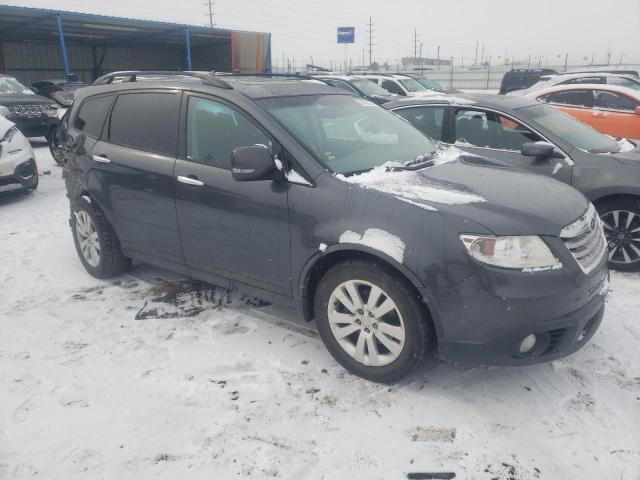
xmin=522 ymin=104 xmax=620 ymax=153
xmin=399 ymin=78 xmax=428 ymax=92
xmin=351 ymin=79 xmax=392 ymax=97
xmin=416 ymin=78 xmax=444 ymax=91
xmin=0 ymin=77 xmax=33 ymax=95
xmin=259 ymin=94 xmax=438 ymax=175
xmin=608 ymin=77 xmax=640 ymax=91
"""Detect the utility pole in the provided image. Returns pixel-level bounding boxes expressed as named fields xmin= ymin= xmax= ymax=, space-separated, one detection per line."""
xmin=527 ymin=54 xmax=531 ymax=68
xmin=606 ymin=47 xmax=612 ymax=65
xmin=563 ymin=53 xmax=568 ymax=72
xmin=413 ymin=29 xmax=419 ymax=63
xmin=480 ymin=43 xmax=485 ymax=65
xmin=474 ymin=40 xmax=478 ymax=66
xmin=504 ymin=48 xmax=508 ymax=66
xmin=437 ymin=45 xmax=440 ymax=70
xmin=366 ymin=16 xmax=374 ymax=68
xmin=619 ymin=52 xmax=625 ymax=65
xmin=419 ymin=43 xmax=423 ymax=70
xmin=204 ymin=0 xmax=215 ymax=27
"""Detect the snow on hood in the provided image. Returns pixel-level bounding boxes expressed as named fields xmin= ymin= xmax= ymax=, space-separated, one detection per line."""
xmin=618 ymin=138 xmax=636 ymax=153
xmin=336 ymin=146 xmax=486 ymax=207
xmin=339 ymin=228 xmax=405 ymax=263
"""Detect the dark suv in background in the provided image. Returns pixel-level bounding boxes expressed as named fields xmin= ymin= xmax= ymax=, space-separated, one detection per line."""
xmin=60 ymin=71 xmax=608 ymax=383
xmin=0 ymin=74 xmax=58 ymax=137
xmin=499 ymin=68 xmax=558 ymax=94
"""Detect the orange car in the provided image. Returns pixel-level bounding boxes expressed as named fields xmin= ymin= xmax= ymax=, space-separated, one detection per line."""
xmin=526 ymin=84 xmax=640 ymax=139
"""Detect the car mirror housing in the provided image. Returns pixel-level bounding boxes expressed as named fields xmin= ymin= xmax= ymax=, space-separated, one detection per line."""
xmin=231 ymin=145 xmax=278 ymax=182
xmin=521 ymin=141 xmax=561 ymax=159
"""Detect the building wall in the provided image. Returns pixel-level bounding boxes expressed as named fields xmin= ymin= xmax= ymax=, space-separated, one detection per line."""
xmin=1 ymin=39 xmax=232 ymax=85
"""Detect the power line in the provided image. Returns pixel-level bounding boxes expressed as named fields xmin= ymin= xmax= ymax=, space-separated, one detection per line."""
xmin=204 ymin=0 xmax=215 ymax=27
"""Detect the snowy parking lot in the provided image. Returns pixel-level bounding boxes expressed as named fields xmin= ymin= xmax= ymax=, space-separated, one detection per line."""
xmin=1 ymin=143 xmax=639 ymax=480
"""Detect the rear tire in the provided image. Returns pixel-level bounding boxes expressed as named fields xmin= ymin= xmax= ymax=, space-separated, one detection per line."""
xmin=48 ymin=130 xmax=64 ymax=167
xmin=71 ymin=197 xmax=131 ymax=278
xmin=596 ymin=197 xmax=640 ymax=272
xmin=314 ymin=259 xmax=434 ymax=383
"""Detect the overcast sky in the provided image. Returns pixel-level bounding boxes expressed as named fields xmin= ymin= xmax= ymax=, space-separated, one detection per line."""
xmin=8 ymin=0 xmax=640 ymax=68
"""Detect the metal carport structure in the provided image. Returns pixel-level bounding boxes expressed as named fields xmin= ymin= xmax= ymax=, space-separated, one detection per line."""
xmin=0 ymin=5 xmax=272 ymax=85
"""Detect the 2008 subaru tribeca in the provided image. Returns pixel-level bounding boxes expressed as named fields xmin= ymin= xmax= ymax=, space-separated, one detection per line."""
xmin=61 ymin=72 xmax=609 ymax=383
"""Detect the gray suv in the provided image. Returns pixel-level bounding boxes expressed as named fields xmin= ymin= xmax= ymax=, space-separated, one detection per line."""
xmin=60 ymin=72 xmax=609 ymax=383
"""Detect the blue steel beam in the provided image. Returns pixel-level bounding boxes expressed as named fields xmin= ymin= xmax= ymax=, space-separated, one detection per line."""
xmin=56 ymin=13 xmax=70 ymax=80
xmin=184 ymin=28 xmax=192 ymax=70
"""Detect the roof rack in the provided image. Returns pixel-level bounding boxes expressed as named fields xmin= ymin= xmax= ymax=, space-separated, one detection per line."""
xmin=93 ymin=71 xmax=233 ymax=89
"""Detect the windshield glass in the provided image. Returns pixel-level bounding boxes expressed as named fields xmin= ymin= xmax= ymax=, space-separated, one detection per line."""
xmin=522 ymin=104 xmax=620 ymax=153
xmin=416 ymin=78 xmax=444 ymax=91
xmin=399 ymin=78 xmax=428 ymax=92
xmin=608 ymin=77 xmax=640 ymax=91
xmin=259 ymin=94 xmax=438 ymax=175
xmin=0 ymin=77 xmax=33 ymax=95
xmin=351 ymin=79 xmax=392 ymax=97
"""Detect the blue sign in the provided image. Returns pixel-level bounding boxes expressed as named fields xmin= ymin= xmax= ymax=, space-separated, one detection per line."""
xmin=337 ymin=27 xmax=355 ymax=44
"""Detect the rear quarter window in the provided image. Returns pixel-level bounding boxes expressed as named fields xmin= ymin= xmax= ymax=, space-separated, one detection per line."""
xmin=73 ymin=95 xmax=113 ymax=138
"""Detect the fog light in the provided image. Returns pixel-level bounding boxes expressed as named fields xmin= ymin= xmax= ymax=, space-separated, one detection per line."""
xmin=519 ymin=334 xmax=537 ymax=354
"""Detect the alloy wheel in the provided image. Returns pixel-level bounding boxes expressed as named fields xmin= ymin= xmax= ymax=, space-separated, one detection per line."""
xmin=601 ymin=210 xmax=640 ymax=266
xmin=327 ymin=279 xmax=405 ymax=367
xmin=75 ymin=211 xmax=101 ymax=267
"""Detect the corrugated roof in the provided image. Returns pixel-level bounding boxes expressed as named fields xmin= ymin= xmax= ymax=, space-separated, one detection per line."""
xmin=0 ymin=4 xmax=268 ymax=47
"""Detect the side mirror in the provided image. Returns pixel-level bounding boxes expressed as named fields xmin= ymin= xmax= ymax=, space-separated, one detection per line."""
xmin=635 ymin=106 xmax=640 ymax=115
xmin=521 ymin=141 xmax=561 ymax=158
xmin=231 ymin=145 xmax=277 ymax=182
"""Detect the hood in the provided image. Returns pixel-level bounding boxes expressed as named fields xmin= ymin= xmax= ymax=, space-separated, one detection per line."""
xmin=0 ymin=93 xmax=55 ymax=106
xmin=340 ymin=156 xmax=589 ymax=237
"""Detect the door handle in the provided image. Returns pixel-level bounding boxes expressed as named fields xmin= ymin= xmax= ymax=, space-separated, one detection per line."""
xmin=177 ymin=175 xmax=204 ymax=186
xmin=92 ymin=154 xmax=110 ymax=164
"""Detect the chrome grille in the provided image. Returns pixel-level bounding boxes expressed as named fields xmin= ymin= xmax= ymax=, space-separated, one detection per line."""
xmin=7 ymin=104 xmax=55 ymax=116
xmin=560 ymin=204 xmax=607 ymax=274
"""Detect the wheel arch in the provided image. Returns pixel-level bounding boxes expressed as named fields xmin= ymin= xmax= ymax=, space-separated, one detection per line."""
xmin=298 ymin=244 xmax=433 ymax=323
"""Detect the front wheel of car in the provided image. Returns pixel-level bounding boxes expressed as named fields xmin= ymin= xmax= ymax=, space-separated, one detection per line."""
xmin=596 ymin=197 xmax=640 ymax=272
xmin=314 ymin=260 xmax=434 ymax=383
xmin=71 ymin=197 xmax=131 ymax=278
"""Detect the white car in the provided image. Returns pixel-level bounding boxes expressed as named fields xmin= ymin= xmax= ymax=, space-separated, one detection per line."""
xmin=364 ymin=74 xmax=438 ymax=98
xmin=0 ymin=106 xmax=38 ymax=193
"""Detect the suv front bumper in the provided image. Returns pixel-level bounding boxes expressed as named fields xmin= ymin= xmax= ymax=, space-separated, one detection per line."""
xmin=0 ymin=158 xmax=38 ymax=192
xmin=431 ymin=254 xmax=609 ymax=366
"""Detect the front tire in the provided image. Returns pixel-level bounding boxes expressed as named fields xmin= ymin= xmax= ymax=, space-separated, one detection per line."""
xmin=71 ymin=197 xmax=131 ymax=278
xmin=48 ymin=130 xmax=64 ymax=167
xmin=314 ymin=259 xmax=434 ymax=383
xmin=596 ymin=197 xmax=640 ymax=272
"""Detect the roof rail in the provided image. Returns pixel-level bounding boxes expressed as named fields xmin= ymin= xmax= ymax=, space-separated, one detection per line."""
xmin=214 ymin=72 xmax=318 ymax=81
xmin=93 ymin=71 xmax=233 ymax=89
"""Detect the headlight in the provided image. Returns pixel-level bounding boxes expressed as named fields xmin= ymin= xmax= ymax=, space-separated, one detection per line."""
xmin=460 ymin=234 xmax=561 ymax=270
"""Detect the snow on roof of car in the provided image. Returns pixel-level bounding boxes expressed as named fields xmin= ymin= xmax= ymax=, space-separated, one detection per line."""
xmin=220 ymin=76 xmax=343 ymax=99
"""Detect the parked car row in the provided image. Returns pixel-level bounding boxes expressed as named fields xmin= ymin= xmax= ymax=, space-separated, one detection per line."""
xmin=54 ymin=71 xmax=612 ymax=383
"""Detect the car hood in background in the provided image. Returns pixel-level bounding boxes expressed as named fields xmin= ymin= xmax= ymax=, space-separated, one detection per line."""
xmin=0 ymin=93 xmax=54 ymax=106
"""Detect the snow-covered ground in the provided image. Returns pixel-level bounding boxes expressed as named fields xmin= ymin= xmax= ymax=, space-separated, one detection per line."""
xmin=1 ymin=143 xmax=639 ymax=480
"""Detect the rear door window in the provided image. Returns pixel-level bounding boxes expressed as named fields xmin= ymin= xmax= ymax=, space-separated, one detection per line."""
xmin=108 ymin=92 xmax=180 ymax=156
xmin=455 ymin=108 xmax=542 ymax=151
xmin=540 ymin=89 xmax=593 ymax=108
xmin=393 ymin=106 xmax=446 ymax=141
xmin=593 ymin=90 xmax=638 ymax=112
xmin=74 ymin=95 xmax=113 ymax=138
xmin=381 ymin=80 xmax=405 ymax=95
xmin=186 ymin=96 xmax=272 ymax=169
